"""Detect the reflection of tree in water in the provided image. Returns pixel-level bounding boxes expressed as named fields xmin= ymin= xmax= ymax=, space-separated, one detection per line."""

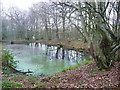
xmin=27 ymin=43 xmax=88 ymax=62
xmin=62 ymin=49 xmax=65 ymax=60
xmin=56 ymin=46 xmax=61 ymax=59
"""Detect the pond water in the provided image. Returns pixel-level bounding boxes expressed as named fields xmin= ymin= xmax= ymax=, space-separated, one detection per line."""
xmin=3 ymin=42 xmax=90 ymax=76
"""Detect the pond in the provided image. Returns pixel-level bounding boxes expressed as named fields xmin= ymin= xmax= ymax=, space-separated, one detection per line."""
xmin=3 ymin=42 xmax=90 ymax=76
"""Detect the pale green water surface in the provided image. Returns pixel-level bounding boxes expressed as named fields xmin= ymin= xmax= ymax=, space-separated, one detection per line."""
xmin=3 ymin=43 xmax=88 ymax=75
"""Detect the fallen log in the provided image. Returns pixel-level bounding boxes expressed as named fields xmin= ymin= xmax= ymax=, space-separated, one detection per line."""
xmin=9 ymin=66 xmax=33 ymax=74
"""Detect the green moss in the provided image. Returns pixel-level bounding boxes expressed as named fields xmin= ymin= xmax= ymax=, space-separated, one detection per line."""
xmin=98 ymin=68 xmax=110 ymax=71
xmin=106 ymin=86 xmax=111 ymax=88
xmin=118 ymin=83 xmax=120 ymax=86
xmin=2 ymin=80 xmax=22 ymax=88
xmin=51 ymin=77 xmax=59 ymax=84
xmin=31 ymin=82 xmax=46 ymax=88
xmin=60 ymin=60 xmax=91 ymax=72
xmin=28 ymin=76 xmax=37 ymax=80
xmin=76 ymin=82 xmax=82 ymax=85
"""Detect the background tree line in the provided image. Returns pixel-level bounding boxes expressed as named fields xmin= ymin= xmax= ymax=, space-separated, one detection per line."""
xmin=1 ymin=0 xmax=120 ymax=69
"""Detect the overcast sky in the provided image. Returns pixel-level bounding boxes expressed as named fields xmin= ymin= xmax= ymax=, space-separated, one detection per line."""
xmin=1 ymin=0 xmax=111 ymax=10
xmin=1 ymin=0 xmax=50 ymax=10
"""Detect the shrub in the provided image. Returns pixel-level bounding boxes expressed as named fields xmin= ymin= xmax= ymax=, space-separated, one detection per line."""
xmin=1 ymin=49 xmax=18 ymax=68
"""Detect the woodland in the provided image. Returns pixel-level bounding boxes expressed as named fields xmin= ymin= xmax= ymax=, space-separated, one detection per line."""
xmin=1 ymin=0 xmax=120 ymax=88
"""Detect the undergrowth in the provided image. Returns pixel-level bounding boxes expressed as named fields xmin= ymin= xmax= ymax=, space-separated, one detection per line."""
xmin=2 ymin=80 xmax=22 ymax=88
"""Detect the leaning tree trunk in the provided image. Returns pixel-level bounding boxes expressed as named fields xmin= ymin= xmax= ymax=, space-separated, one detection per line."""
xmin=90 ymin=37 xmax=118 ymax=69
xmin=89 ymin=42 xmax=109 ymax=69
xmin=116 ymin=49 xmax=120 ymax=61
xmin=88 ymin=23 xmax=117 ymax=69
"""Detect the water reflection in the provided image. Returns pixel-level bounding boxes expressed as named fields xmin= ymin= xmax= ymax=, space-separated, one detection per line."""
xmin=4 ymin=42 xmax=89 ymax=75
xmin=28 ymin=42 xmax=86 ymax=62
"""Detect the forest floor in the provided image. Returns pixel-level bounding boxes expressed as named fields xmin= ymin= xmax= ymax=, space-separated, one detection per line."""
xmin=2 ymin=61 xmax=120 ymax=89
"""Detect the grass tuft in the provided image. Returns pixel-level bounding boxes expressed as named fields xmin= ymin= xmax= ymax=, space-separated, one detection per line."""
xmin=61 ymin=60 xmax=91 ymax=72
xmin=2 ymin=80 xmax=22 ymax=88
xmin=31 ymin=82 xmax=46 ymax=88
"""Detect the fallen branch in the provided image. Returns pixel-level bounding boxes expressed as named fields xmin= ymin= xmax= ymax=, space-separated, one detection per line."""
xmin=9 ymin=66 xmax=33 ymax=74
